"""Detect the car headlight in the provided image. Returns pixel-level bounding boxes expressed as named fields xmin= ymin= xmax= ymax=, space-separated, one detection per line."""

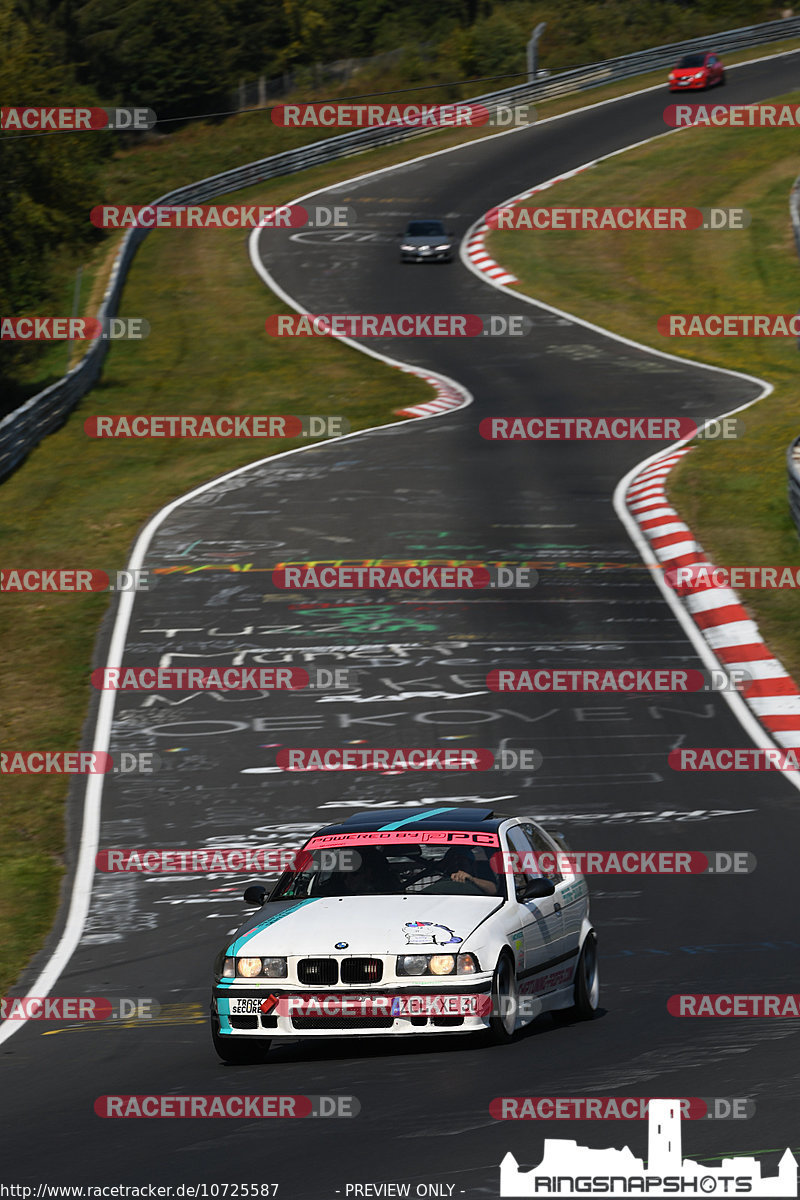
xmin=233 ymin=956 xmax=287 ymax=978
xmin=397 ymin=955 xmax=428 ymax=975
xmin=693 ymin=71 xmax=705 ymax=79
xmin=262 ymin=957 xmax=288 ymax=978
xmin=237 ymin=957 xmax=263 ymax=978
xmin=401 ymin=244 xmax=416 ymax=251
xmin=396 ymin=953 xmax=480 ymax=976
xmin=435 ymin=244 xmax=451 ymax=250
xmin=221 ymin=956 xmax=235 ymax=978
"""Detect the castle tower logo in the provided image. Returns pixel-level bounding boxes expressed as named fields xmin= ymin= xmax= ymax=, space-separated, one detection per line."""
xmin=500 ymin=1098 xmax=797 ymax=1197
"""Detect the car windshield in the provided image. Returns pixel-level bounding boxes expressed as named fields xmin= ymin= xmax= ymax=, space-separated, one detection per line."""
xmin=677 ymin=54 xmax=706 ymax=67
xmin=406 ymin=221 xmax=445 ymax=237
xmin=270 ymin=842 xmax=504 ymax=899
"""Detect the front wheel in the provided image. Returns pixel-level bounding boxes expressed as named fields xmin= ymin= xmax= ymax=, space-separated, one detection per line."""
xmin=488 ymin=954 xmax=519 ymax=1043
xmin=570 ymin=932 xmax=600 ymax=1019
xmin=211 ymin=1018 xmax=271 ymax=1064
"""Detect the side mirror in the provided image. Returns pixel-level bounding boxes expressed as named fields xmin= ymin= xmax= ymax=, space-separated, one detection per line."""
xmin=521 ymin=877 xmax=556 ymax=900
xmin=243 ymin=885 xmax=267 ymax=907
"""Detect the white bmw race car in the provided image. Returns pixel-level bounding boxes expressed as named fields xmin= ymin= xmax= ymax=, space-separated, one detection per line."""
xmin=210 ymin=807 xmax=599 ymax=1062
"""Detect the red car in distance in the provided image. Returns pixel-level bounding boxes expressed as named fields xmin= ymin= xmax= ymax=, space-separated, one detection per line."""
xmin=668 ymin=51 xmax=726 ymax=91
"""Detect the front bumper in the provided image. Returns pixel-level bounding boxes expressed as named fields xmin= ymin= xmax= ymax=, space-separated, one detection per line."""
xmin=212 ymin=980 xmax=493 ymax=1038
xmin=400 ymin=248 xmax=452 ymax=262
xmin=669 ymin=77 xmax=706 ymax=90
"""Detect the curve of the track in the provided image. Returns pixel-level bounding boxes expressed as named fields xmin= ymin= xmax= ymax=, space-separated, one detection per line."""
xmin=3 ymin=55 xmax=800 ymax=1194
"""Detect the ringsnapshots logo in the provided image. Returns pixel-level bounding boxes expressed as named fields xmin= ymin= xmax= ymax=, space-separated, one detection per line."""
xmin=499 ymin=1098 xmax=797 ymax=1197
xmin=265 ymin=314 xmax=532 ymax=337
xmin=1 ymin=106 xmax=156 ymax=131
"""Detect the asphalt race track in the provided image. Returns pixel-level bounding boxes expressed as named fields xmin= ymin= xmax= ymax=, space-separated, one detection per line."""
xmin=2 ymin=51 xmax=800 ymax=1196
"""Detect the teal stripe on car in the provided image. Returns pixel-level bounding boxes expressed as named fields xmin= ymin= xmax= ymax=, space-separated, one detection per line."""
xmin=378 ymin=807 xmax=457 ymax=831
xmin=227 ymin=898 xmax=317 ymax=956
xmin=216 ymin=996 xmax=233 ymax=1033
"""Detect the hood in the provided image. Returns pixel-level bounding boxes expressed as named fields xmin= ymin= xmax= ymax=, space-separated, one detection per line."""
xmin=229 ymin=894 xmax=499 ymax=957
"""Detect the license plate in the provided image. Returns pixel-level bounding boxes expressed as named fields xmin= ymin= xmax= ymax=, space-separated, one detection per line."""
xmin=228 ymin=997 xmax=262 ymax=1015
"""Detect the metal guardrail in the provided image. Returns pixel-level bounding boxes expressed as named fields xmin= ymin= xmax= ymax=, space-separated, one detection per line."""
xmin=3 ymin=14 xmax=800 ymax=482
xmin=787 ymin=177 xmax=800 ymax=537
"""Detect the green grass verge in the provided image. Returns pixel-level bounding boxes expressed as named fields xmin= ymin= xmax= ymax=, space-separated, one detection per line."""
xmin=486 ymin=89 xmax=800 ymax=680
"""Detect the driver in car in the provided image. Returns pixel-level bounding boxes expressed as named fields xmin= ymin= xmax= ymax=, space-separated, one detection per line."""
xmin=406 ymin=847 xmax=498 ymax=895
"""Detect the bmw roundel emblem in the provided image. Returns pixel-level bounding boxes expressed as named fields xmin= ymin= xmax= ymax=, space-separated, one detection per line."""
xmin=334 ymin=941 xmax=348 ymax=949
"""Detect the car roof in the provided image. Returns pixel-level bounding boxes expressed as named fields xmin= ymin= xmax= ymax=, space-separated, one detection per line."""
xmin=313 ymin=806 xmax=510 ymax=835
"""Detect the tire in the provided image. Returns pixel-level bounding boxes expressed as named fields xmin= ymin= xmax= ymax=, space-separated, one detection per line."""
xmin=488 ymin=953 xmax=519 ymax=1043
xmin=211 ymin=1017 xmax=272 ymax=1064
xmin=568 ymin=932 xmax=600 ymax=1020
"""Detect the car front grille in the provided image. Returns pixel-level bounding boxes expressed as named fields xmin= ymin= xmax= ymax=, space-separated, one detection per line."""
xmin=229 ymin=1015 xmax=259 ymax=1030
xmin=340 ymin=957 xmax=383 ymax=985
xmin=291 ymin=1016 xmax=394 ymax=1031
xmin=297 ymin=958 xmax=339 ymax=985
